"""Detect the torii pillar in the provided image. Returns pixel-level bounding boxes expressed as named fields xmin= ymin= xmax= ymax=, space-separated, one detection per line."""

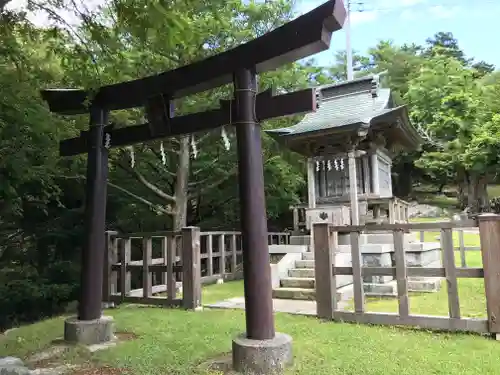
xmin=231 ymin=68 xmax=293 ymax=373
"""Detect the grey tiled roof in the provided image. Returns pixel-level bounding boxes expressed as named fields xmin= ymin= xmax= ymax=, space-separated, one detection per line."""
xmin=266 ymin=87 xmax=392 ymax=137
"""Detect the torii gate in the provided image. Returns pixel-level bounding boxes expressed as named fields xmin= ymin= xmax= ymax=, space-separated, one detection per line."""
xmin=41 ymin=1 xmax=346 ymax=373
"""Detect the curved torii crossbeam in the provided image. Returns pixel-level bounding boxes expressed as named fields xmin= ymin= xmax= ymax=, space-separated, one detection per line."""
xmin=40 ymin=0 xmax=346 ymax=364
xmin=41 ymin=0 xmax=345 ymax=115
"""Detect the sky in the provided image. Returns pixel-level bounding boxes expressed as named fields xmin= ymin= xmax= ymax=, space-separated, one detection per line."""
xmin=296 ymin=0 xmax=500 ymax=68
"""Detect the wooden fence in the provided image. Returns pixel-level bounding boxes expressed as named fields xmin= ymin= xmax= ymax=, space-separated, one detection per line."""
xmin=103 ymin=228 xmax=290 ymax=308
xmin=416 ymin=228 xmax=480 ymax=268
xmin=313 ymin=214 xmax=500 ymax=336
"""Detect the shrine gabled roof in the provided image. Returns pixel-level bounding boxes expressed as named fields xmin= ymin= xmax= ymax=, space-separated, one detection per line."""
xmin=266 ymin=75 xmax=391 ymax=137
xmin=265 ymin=74 xmax=422 ymax=154
xmin=269 ymin=89 xmax=391 ymax=136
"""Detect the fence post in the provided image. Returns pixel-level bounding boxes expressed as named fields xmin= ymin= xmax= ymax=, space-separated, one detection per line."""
xmin=478 ymin=214 xmax=500 ymax=339
xmin=103 ymin=231 xmax=118 ymax=305
xmin=313 ymin=223 xmax=336 ymax=319
xmin=182 ymin=227 xmax=202 ymax=310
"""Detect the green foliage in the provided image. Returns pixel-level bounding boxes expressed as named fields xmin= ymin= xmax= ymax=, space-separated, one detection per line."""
xmin=0 ymin=0 xmax=320 ymax=327
xmin=1 ymin=0 xmax=500 ymax=330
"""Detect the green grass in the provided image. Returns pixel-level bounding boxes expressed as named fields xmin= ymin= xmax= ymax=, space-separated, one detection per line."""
xmin=1 ymin=232 xmax=494 ymax=375
xmin=363 ymin=251 xmax=486 ymax=318
xmin=202 ymin=280 xmax=244 ymax=304
xmin=409 ymin=217 xmax=450 ymax=223
xmin=413 ymin=193 xmax=459 ymax=212
xmin=2 ymin=294 xmax=500 ymax=375
xmin=419 ymin=230 xmax=480 ymax=247
xmin=488 ymin=184 xmax=500 ymax=197
xmin=361 ymin=231 xmax=484 ymax=318
xmin=409 ymin=183 xmax=500 ymax=213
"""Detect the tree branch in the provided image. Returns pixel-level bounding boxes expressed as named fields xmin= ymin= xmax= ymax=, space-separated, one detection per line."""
xmin=108 ymin=182 xmax=173 ymax=215
xmin=191 ymin=156 xmax=222 ymax=178
xmin=117 ymin=161 xmax=177 ymax=204
xmin=47 ymin=173 xmax=174 ymax=215
xmin=145 ymin=160 xmax=175 ymax=182
xmin=148 ymin=147 xmax=177 ymax=177
xmin=188 ymin=166 xmax=237 ymax=199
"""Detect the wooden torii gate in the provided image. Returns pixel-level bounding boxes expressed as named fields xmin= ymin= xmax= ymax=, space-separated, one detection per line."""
xmin=41 ymin=0 xmax=346 ymax=372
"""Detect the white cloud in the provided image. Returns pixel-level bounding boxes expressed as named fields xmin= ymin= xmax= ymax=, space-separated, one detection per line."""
xmin=399 ymin=0 xmax=426 ymax=6
xmin=376 ymin=0 xmax=427 ymax=7
xmin=428 ymin=5 xmax=461 ymax=19
xmin=399 ymin=9 xmax=418 ymax=20
xmin=350 ymin=11 xmax=378 ymax=25
xmin=296 ymin=0 xmax=378 ymax=26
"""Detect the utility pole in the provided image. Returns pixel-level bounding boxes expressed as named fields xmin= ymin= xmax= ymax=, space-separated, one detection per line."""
xmin=345 ymin=0 xmax=354 ymax=81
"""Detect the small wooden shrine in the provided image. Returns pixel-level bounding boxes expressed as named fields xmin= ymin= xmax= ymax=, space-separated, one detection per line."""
xmin=266 ymin=74 xmax=422 ymax=230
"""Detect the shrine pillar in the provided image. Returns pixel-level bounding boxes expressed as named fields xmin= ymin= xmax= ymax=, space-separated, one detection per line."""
xmin=370 ymin=148 xmax=380 ymax=195
xmin=307 ymin=158 xmax=316 ymax=209
xmin=348 ymin=148 xmax=360 ymax=225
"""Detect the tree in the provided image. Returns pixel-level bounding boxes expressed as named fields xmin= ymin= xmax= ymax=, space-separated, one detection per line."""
xmin=41 ymin=0 xmax=318 ymax=232
xmin=424 ymin=32 xmax=469 ymax=65
xmin=404 ymin=54 xmax=495 ymax=211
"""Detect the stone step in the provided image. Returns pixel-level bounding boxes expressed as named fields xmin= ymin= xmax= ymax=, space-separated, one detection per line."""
xmin=281 ymin=277 xmax=315 ymax=289
xmin=272 ymin=285 xmax=354 ymax=302
xmin=272 ymin=287 xmax=316 ymax=300
xmin=302 ymin=252 xmax=315 ymax=261
xmin=288 ymin=268 xmax=315 ymax=278
xmin=294 ymin=259 xmax=315 ymax=268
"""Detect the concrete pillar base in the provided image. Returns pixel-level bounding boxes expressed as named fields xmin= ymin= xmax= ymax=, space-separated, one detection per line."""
xmin=232 ymin=332 xmax=293 ymax=374
xmin=64 ymin=315 xmax=114 ymax=345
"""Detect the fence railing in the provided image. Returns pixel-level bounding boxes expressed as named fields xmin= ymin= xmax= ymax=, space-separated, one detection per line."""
xmin=103 ymin=228 xmax=290 ymax=308
xmin=313 ymin=215 xmax=500 ymax=336
xmin=416 ymin=227 xmax=480 ymax=268
xmin=104 ymin=227 xmax=200 ymax=309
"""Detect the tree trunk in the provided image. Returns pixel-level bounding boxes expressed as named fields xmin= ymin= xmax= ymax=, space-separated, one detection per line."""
xmin=466 ymin=172 xmax=477 ymax=212
xmin=172 ymin=136 xmax=190 ymax=231
xmin=465 ymin=172 xmax=489 ymax=213
xmin=457 ymin=169 xmax=467 ymax=210
xmin=478 ymin=176 xmax=489 ymax=212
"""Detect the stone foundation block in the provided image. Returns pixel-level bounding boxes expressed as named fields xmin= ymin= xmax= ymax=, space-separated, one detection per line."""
xmin=406 ymin=249 xmax=442 ymax=267
xmin=363 ymin=281 xmax=397 ymax=296
xmin=289 ymin=236 xmax=310 ymax=246
xmin=408 ymin=278 xmax=443 ymax=292
xmin=64 ymin=315 xmax=114 ymax=345
xmin=232 ymin=332 xmax=293 ymax=374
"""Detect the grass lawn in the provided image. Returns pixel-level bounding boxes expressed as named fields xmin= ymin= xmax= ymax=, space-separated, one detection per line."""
xmin=2 ymin=284 xmax=500 ymax=375
xmin=363 ymin=251 xmax=486 ymax=318
xmin=409 ymin=216 xmax=451 ymax=223
xmin=1 ymin=232 xmax=494 ymax=375
xmin=362 ymin=230 xmax=485 ymax=318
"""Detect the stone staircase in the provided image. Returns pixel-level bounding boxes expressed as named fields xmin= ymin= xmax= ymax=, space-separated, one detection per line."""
xmin=272 ymin=252 xmax=353 ymax=301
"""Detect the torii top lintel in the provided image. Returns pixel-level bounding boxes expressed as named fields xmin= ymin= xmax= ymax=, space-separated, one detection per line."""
xmin=40 ymin=0 xmax=346 ymax=115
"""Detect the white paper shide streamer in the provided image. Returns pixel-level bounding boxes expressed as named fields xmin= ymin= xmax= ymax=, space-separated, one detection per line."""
xmin=190 ymin=135 xmax=198 ymax=159
xmin=160 ymin=141 xmax=167 ymax=165
xmin=327 ymin=159 xmax=332 ymax=171
xmin=127 ymin=146 xmax=135 ymax=168
xmin=221 ymin=126 xmax=230 ymax=151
